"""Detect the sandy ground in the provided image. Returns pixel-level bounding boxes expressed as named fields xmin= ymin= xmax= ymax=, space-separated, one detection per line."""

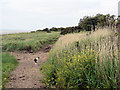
xmin=6 ymin=45 xmax=52 ymax=88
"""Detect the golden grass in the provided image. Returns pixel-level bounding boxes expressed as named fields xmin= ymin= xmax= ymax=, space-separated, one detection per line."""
xmin=53 ymin=33 xmax=86 ymax=51
xmin=50 ymin=28 xmax=118 ymax=63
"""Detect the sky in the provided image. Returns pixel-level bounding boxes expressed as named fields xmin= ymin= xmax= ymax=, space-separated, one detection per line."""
xmin=0 ymin=0 xmax=119 ymax=34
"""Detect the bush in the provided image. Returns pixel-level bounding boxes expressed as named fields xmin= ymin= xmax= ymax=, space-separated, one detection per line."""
xmin=43 ymin=28 xmax=49 ymax=31
xmin=55 ymin=49 xmax=96 ymax=88
xmin=50 ymin=27 xmax=58 ymax=31
xmin=41 ymin=48 xmax=97 ymax=88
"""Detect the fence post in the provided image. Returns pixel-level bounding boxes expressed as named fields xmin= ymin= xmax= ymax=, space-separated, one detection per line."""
xmin=118 ymin=1 xmax=120 ymax=63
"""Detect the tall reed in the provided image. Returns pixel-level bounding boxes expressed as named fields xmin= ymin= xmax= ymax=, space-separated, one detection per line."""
xmin=41 ymin=28 xmax=119 ymax=88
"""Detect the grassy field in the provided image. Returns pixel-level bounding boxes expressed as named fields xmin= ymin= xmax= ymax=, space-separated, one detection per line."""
xmin=2 ymin=52 xmax=18 ymax=88
xmin=2 ymin=31 xmax=60 ymax=52
xmin=1 ymin=31 xmax=60 ymax=88
xmin=41 ymin=28 xmax=119 ymax=88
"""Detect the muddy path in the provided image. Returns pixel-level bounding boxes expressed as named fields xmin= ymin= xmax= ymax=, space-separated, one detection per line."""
xmin=6 ymin=45 xmax=53 ymax=88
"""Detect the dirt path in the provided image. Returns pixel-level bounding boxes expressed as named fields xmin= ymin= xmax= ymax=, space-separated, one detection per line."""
xmin=6 ymin=45 xmax=52 ymax=88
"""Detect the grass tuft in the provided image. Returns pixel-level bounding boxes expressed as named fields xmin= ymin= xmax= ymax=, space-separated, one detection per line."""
xmin=2 ymin=52 xmax=18 ymax=88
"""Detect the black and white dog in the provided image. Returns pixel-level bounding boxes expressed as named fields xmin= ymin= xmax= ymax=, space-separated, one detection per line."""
xmin=34 ymin=57 xmax=40 ymax=64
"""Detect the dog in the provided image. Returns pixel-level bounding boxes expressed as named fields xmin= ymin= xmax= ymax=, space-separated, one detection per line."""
xmin=34 ymin=57 xmax=40 ymax=64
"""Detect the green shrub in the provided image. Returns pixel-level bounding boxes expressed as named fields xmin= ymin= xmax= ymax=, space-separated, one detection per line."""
xmin=41 ymin=48 xmax=97 ymax=88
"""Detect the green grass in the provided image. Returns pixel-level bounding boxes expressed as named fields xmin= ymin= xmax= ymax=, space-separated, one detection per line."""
xmin=1 ymin=31 xmax=60 ymax=88
xmin=41 ymin=28 xmax=120 ymax=88
xmin=2 ymin=52 xmax=18 ymax=88
xmin=2 ymin=31 xmax=60 ymax=52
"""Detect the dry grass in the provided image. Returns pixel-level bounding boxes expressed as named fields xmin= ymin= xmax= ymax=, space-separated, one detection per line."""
xmin=42 ymin=27 xmax=119 ymax=88
xmin=90 ymin=28 xmax=118 ymax=62
xmin=53 ymin=33 xmax=86 ymax=51
xmin=51 ymin=28 xmax=118 ymax=61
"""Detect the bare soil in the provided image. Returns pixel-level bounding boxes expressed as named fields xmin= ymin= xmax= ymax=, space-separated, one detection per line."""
xmin=6 ymin=45 xmax=52 ymax=88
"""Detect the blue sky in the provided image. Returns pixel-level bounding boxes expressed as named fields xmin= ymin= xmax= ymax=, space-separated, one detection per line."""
xmin=0 ymin=0 xmax=119 ymax=33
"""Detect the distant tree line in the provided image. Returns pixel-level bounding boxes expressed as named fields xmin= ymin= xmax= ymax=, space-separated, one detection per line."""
xmin=36 ymin=14 xmax=118 ymax=35
xmin=78 ymin=14 xmax=118 ymax=31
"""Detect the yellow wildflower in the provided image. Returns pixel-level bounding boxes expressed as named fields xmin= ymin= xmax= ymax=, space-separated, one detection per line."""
xmin=4 ymin=78 xmax=6 ymax=80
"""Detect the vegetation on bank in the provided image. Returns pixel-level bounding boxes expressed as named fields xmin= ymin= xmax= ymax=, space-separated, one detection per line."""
xmin=37 ymin=14 xmax=118 ymax=35
xmin=41 ymin=28 xmax=119 ymax=88
xmin=2 ymin=52 xmax=18 ymax=88
xmin=2 ymin=31 xmax=60 ymax=52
